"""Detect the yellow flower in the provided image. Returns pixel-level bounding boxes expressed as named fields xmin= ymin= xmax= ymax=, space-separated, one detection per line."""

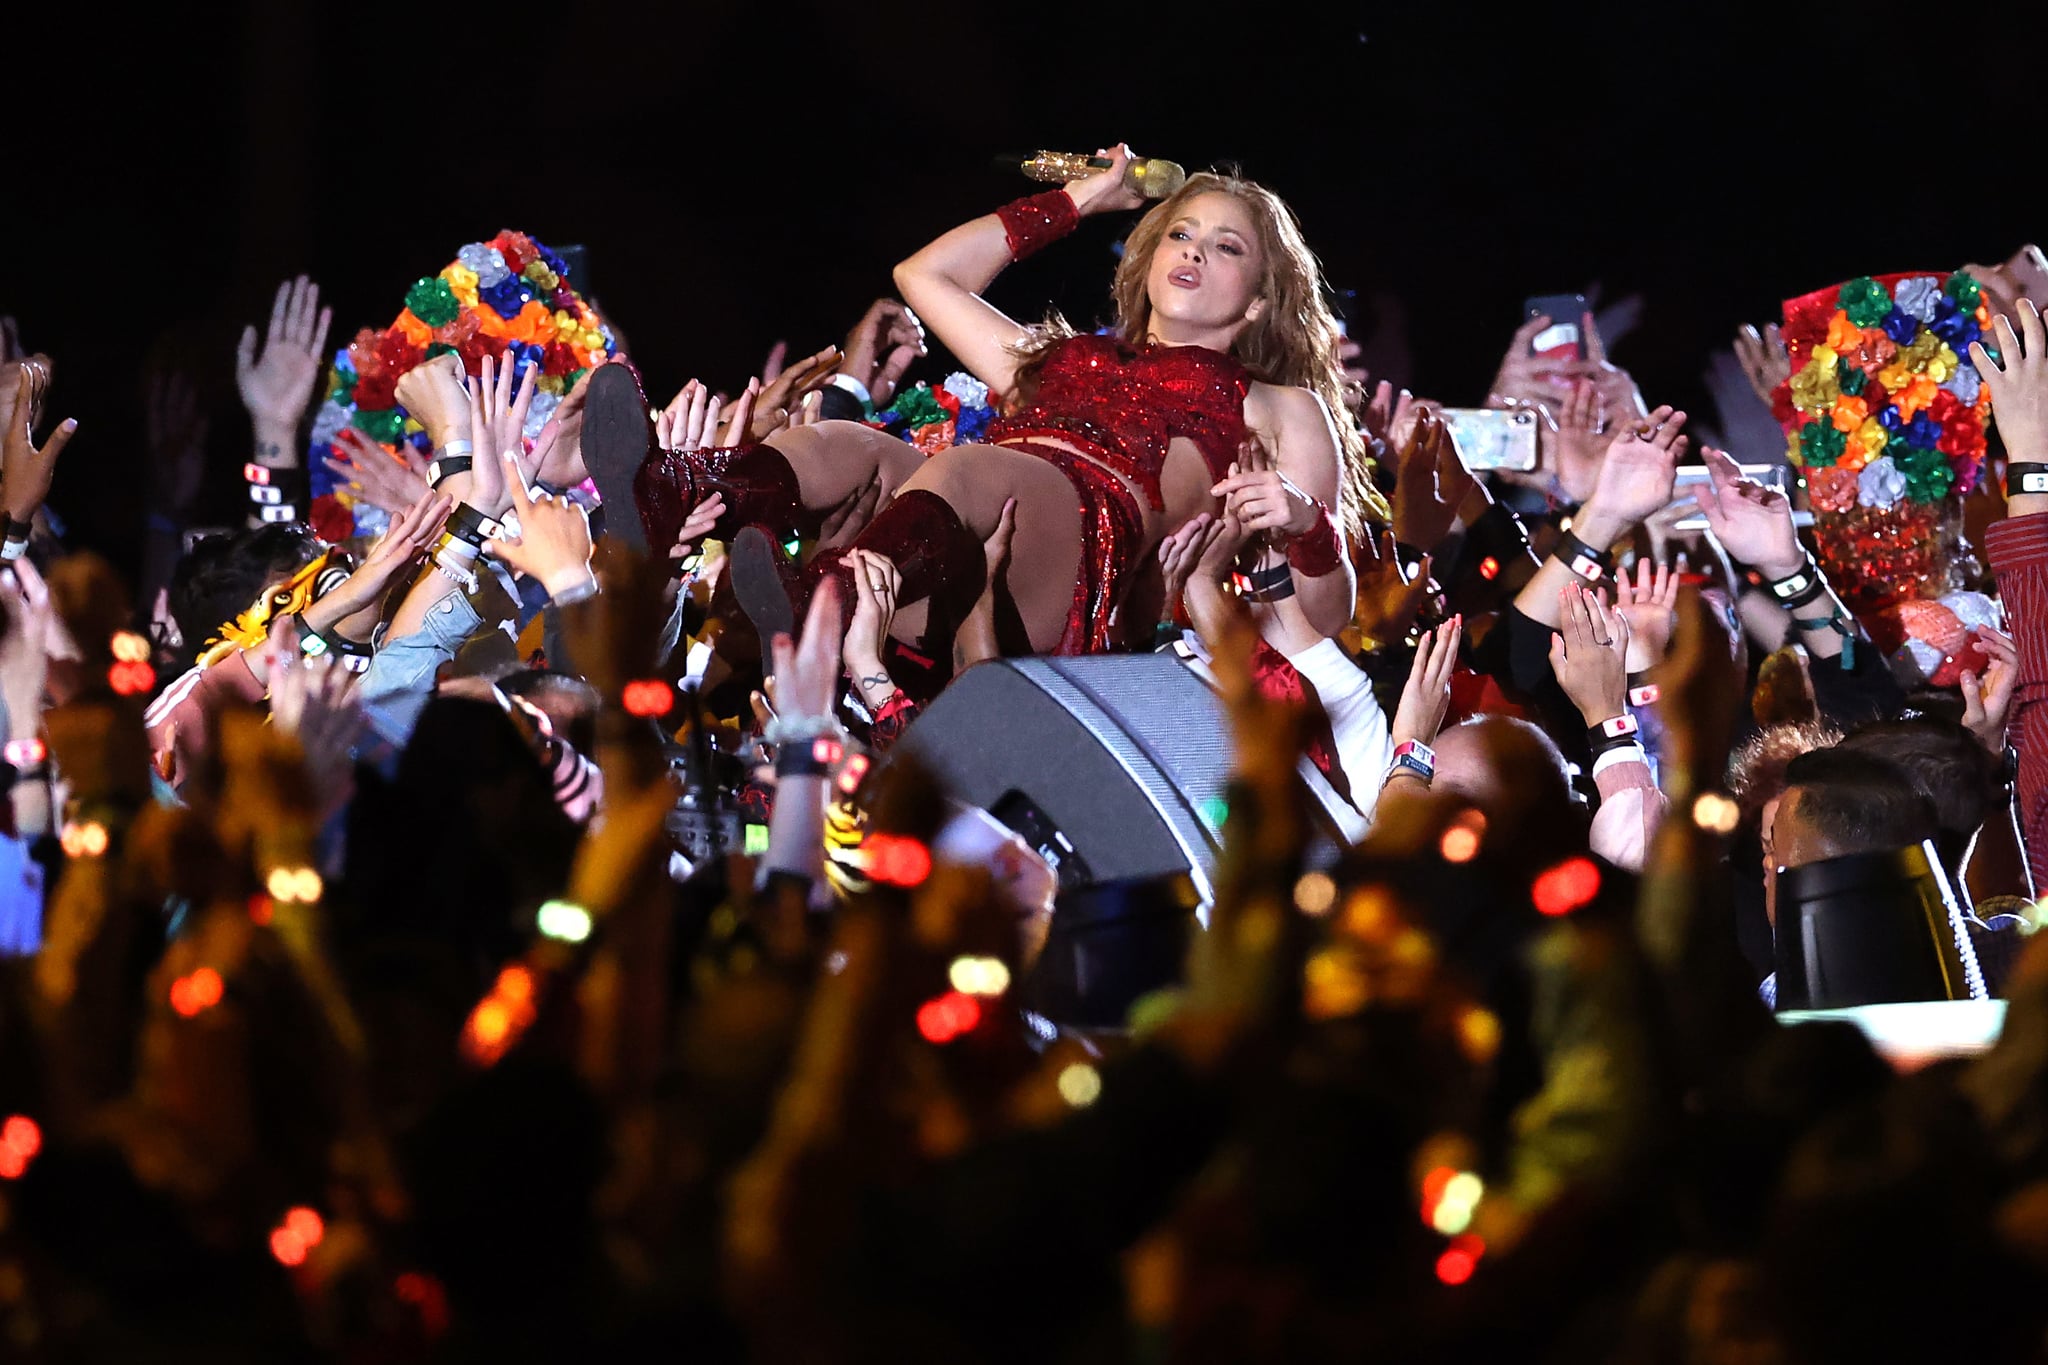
xmin=1857 ymin=418 xmax=1889 ymax=458
xmin=440 ymin=264 xmax=479 ymax=293
xmin=1899 ymin=331 xmax=1942 ymax=370
xmin=1925 ymin=342 xmax=1959 ymax=384
xmin=1877 ymin=362 xmax=1913 ymax=394
xmin=1785 ymin=429 xmax=1806 ymax=466
xmin=1789 ymin=352 xmax=1841 ymax=413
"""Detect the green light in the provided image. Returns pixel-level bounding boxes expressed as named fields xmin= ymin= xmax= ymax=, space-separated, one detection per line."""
xmin=783 ymin=538 xmax=802 ymax=557
xmin=745 ymin=824 xmax=771 ymax=855
xmin=536 ymin=899 xmax=592 ymax=943
xmin=1199 ymin=796 xmax=1230 ymax=832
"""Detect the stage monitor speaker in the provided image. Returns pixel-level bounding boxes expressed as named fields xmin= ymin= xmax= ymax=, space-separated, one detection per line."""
xmin=893 ymin=654 xmax=1235 ymax=904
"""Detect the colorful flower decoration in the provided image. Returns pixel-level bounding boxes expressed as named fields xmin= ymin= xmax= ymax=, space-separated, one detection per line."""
xmin=868 ymin=372 xmax=999 ymax=455
xmin=305 ymin=230 xmax=616 ymax=539
xmin=1774 ymin=271 xmax=1993 ymax=509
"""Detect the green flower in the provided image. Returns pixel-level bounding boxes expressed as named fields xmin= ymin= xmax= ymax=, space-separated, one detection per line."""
xmin=1891 ymin=443 xmax=1955 ymax=502
xmin=883 ymin=383 xmax=948 ymax=429
xmin=1799 ymin=420 xmax=1847 ymax=468
xmin=352 ymin=406 xmax=407 ymax=445
xmin=405 ymin=277 xmax=460 ymax=328
xmin=1836 ymin=356 xmax=1866 ymax=395
xmin=425 ymin=342 xmax=457 ymax=360
xmin=1945 ymin=270 xmax=1983 ymax=311
xmin=1838 ymin=276 xmax=1893 ymax=329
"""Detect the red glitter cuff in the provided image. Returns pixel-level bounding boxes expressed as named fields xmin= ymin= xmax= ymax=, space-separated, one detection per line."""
xmin=1284 ymin=502 xmax=1343 ymax=577
xmin=997 ymin=190 xmax=1080 ymax=261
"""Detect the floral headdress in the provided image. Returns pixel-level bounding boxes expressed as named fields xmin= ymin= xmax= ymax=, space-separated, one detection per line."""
xmin=306 ymin=230 xmax=616 ymax=540
xmin=1774 ymin=270 xmax=1993 ymax=513
xmin=867 ymin=372 xmax=998 ymax=455
xmin=1773 ymin=270 xmax=2001 ymax=679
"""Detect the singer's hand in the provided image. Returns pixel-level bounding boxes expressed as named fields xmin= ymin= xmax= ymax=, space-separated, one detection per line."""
xmin=1066 ymin=143 xmax=1146 ymax=215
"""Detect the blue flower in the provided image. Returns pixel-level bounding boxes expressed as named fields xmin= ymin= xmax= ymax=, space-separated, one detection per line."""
xmin=1878 ymin=404 xmax=1903 ymax=430
xmin=1881 ymin=309 xmax=1920 ymax=344
xmin=479 ymin=276 xmax=532 ymax=320
xmin=1899 ymin=413 xmax=1941 ymax=449
xmin=1930 ymin=300 xmax=1980 ymax=350
xmin=956 ymin=407 xmax=994 ymax=444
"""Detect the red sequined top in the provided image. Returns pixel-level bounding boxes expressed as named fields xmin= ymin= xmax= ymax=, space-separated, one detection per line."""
xmin=987 ymin=334 xmax=1252 ymax=511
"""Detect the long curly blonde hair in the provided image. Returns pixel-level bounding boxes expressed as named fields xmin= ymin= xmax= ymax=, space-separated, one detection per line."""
xmin=1013 ymin=170 xmax=1386 ymax=541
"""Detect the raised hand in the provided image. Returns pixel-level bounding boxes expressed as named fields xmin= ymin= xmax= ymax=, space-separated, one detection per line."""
xmin=466 ymin=353 xmax=538 ymax=517
xmin=486 ymin=445 xmax=595 ymax=599
xmin=301 ymin=489 xmax=453 ymax=639
xmin=235 ymin=275 xmax=332 ymax=457
xmin=1389 ymin=409 xmax=1475 ymax=553
xmin=1733 ymin=322 xmax=1791 ymax=406
xmin=769 ymin=578 xmax=845 ymax=724
xmin=1064 ymin=142 xmax=1147 ymax=215
xmin=267 ymin=646 xmax=365 ymax=802
xmin=1580 ymin=404 xmax=1689 ymax=540
xmin=1211 ymin=435 xmax=1319 ymax=539
xmin=2 ymin=367 xmax=78 ymax=524
xmin=1613 ymin=556 xmax=1680 ymax=674
xmin=837 ymin=299 xmax=927 ymax=407
xmin=1390 ymin=615 xmax=1463 ymax=750
xmin=1351 ymin=529 xmax=1434 ymax=649
xmin=1693 ymin=444 xmax=1802 ymax=577
xmin=668 ymin=494 xmax=727 ymax=571
xmin=655 ymin=379 xmax=722 ymax=454
xmin=1158 ymin=512 xmax=1224 ymax=612
xmin=1975 ymin=299 xmax=2048 ymax=470
xmin=713 ymin=379 xmax=762 ymax=448
xmin=533 ymin=357 xmax=606 ymax=487
xmin=749 ymin=344 xmax=840 ymax=441
xmin=1961 ymin=626 xmax=2020 ymax=754
xmin=391 ymin=353 xmax=473 ymax=454
xmin=841 ymin=548 xmax=901 ymax=710
xmin=1358 ymin=366 xmax=1415 ymax=452
xmin=1546 ymin=377 xmax=1608 ymax=504
xmin=0 ymin=556 xmax=55 ymax=733
xmin=323 ymin=427 xmax=432 ymax=516
xmin=1548 ymin=582 xmax=1630 ymax=725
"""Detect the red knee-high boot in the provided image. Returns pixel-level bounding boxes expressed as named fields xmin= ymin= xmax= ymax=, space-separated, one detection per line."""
xmin=583 ymin=361 xmax=806 ymax=555
xmin=730 ymin=489 xmax=986 ymax=660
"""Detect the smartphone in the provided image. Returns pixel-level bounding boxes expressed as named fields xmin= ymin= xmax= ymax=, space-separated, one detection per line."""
xmin=1437 ymin=407 xmax=1541 ymax=471
xmin=1523 ymin=294 xmax=1589 ymax=362
xmin=1668 ymin=463 xmax=1814 ymax=531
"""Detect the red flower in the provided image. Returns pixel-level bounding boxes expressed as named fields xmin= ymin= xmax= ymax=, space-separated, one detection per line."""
xmin=1927 ymin=389 xmax=1961 ymax=424
xmin=309 ymin=494 xmax=355 ymax=544
xmin=1770 ymin=382 xmax=1800 ymax=428
xmin=375 ymin=329 xmax=425 ymax=376
xmin=352 ymin=370 xmax=398 ymax=411
xmin=496 ymin=232 xmax=537 ymax=273
xmin=1939 ymin=412 xmax=1983 ymax=457
xmin=543 ymin=341 xmax=580 ymax=376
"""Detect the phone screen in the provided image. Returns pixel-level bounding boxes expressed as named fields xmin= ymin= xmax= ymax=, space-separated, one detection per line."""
xmin=1524 ymin=294 xmax=1589 ymax=363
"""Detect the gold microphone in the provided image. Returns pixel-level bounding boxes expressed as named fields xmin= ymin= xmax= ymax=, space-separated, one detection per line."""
xmin=1016 ymin=151 xmax=1187 ymax=200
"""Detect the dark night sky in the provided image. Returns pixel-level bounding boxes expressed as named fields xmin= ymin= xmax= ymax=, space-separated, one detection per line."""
xmin=14 ymin=2 xmax=2040 ymax=577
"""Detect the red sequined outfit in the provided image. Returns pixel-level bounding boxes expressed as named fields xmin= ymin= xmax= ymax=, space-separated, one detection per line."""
xmin=987 ymin=333 xmax=1252 ymax=653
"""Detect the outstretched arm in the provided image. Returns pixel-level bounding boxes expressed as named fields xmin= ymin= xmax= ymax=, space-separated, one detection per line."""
xmin=893 ymin=144 xmax=1145 ymax=401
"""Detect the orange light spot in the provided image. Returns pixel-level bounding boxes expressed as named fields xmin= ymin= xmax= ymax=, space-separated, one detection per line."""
xmin=1479 ymin=555 xmax=1501 ymax=581
xmin=0 ymin=1148 xmax=24 ymax=1180
xmin=1440 ymin=826 xmax=1479 ymax=863
xmin=187 ymin=967 xmax=223 ymax=1009
xmin=1421 ymin=1165 xmax=1456 ymax=1212
xmin=496 ymin=966 xmax=534 ymax=1003
xmin=836 ymin=754 xmax=870 ymax=794
xmin=169 ymin=977 xmax=200 ymax=1017
xmin=284 ymin=1207 xmax=324 ymax=1247
xmin=2 ymin=1116 xmax=41 ymax=1160
xmin=1532 ymin=856 xmax=1601 ymax=917
xmin=270 ymin=1227 xmax=308 ymax=1266
xmin=469 ymin=1000 xmax=511 ymax=1049
xmin=248 ymin=895 xmax=274 ymax=926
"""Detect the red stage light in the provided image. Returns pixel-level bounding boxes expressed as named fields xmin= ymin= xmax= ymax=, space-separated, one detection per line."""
xmin=2 ymin=1115 xmax=41 ymax=1160
xmin=1479 ymin=555 xmax=1501 ymax=580
xmin=1436 ymin=1246 xmax=1475 ymax=1284
xmin=916 ymin=990 xmax=983 ymax=1044
xmin=109 ymin=659 xmax=156 ymax=696
xmin=864 ymin=834 xmax=933 ymax=887
xmin=284 ymin=1206 xmax=325 ymax=1246
xmin=270 ymin=1227 xmax=308 ymax=1266
xmin=1532 ymin=856 xmax=1600 ymax=916
xmin=621 ymin=679 xmax=672 ymax=717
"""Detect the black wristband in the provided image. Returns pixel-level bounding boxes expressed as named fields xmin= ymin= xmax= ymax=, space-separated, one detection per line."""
xmin=1765 ymin=557 xmax=1828 ymax=610
xmin=1242 ymin=561 xmax=1296 ymax=602
xmin=774 ymin=734 xmax=844 ymax=779
xmin=1586 ymin=712 xmax=1641 ymax=756
xmin=2011 ymin=462 xmax=2048 ymax=496
xmin=429 ymin=455 xmax=473 ymax=488
xmin=1554 ymin=527 xmax=1611 ymax=584
xmin=447 ymin=502 xmax=501 ymax=548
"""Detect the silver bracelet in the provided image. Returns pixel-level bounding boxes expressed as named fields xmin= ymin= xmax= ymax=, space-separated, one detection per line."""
xmin=762 ymin=713 xmax=847 ymax=747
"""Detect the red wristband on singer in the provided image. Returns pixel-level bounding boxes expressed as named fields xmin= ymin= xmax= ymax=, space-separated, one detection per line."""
xmin=1284 ymin=503 xmax=1343 ymax=577
xmin=997 ymin=190 xmax=1080 ymax=261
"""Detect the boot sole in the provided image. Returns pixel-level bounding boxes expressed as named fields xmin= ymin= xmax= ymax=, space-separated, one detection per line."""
xmin=730 ymin=526 xmax=796 ymax=679
xmin=582 ymin=364 xmax=651 ymax=555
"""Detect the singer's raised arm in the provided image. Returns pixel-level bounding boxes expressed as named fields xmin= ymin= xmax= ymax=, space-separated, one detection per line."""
xmin=894 ymin=143 xmax=1147 ymax=402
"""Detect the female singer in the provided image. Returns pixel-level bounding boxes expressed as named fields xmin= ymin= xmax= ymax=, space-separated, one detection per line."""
xmin=590 ymin=144 xmax=1379 ymax=666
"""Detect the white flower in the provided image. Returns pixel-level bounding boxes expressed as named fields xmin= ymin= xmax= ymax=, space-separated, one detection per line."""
xmin=943 ymin=372 xmax=991 ymax=410
xmin=1857 ymin=455 xmax=1906 ymax=508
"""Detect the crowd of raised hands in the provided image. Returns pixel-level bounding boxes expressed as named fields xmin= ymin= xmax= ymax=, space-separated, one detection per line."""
xmin=11 ymin=253 xmax=2048 ymax=1365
